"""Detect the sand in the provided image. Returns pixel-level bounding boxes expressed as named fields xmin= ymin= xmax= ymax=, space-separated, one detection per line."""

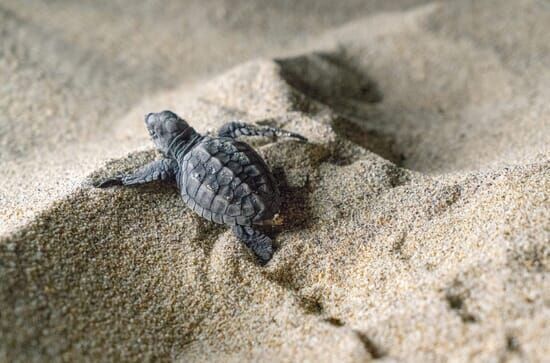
xmin=1 ymin=0 xmax=549 ymax=362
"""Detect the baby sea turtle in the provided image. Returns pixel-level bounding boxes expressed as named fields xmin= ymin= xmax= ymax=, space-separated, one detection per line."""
xmin=94 ymin=110 xmax=306 ymax=264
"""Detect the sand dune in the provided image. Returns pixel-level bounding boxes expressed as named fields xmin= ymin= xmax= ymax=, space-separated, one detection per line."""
xmin=1 ymin=1 xmax=549 ymax=362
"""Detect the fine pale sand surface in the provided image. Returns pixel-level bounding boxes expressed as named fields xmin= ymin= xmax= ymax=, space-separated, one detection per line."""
xmin=1 ymin=0 xmax=549 ymax=362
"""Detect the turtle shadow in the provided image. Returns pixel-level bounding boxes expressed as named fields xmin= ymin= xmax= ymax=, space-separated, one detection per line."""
xmin=265 ymin=167 xmax=313 ymax=242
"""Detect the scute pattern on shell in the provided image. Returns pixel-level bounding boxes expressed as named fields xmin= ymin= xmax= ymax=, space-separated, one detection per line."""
xmin=179 ymin=136 xmax=280 ymax=225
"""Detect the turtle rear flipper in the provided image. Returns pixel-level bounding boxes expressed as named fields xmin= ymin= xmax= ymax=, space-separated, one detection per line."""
xmin=232 ymin=225 xmax=274 ymax=264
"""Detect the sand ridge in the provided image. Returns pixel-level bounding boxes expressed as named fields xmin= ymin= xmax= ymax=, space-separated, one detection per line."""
xmin=1 ymin=1 xmax=549 ymax=362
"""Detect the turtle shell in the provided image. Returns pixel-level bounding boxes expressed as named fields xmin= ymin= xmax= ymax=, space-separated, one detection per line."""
xmin=178 ymin=136 xmax=280 ymax=226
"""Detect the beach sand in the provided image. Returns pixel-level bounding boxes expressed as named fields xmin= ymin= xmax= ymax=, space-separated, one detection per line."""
xmin=1 ymin=0 xmax=549 ymax=361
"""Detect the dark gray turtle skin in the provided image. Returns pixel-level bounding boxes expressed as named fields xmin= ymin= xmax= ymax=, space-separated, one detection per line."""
xmin=94 ymin=110 xmax=306 ymax=264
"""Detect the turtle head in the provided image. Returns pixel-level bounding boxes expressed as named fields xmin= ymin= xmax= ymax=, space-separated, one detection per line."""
xmin=145 ymin=110 xmax=196 ymax=158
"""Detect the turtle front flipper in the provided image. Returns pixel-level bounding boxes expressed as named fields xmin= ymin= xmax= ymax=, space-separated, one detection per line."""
xmin=218 ymin=121 xmax=307 ymax=141
xmin=94 ymin=158 xmax=178 ymax=188
xmin=94 ymin=177 xmax=124 ymax=188
xmin=232 ymin=225 xmax=274 ymax=264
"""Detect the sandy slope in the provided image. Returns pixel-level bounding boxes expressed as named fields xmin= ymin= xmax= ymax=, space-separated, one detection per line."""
xmin=1 ymin=1 xmax=549 ymax=362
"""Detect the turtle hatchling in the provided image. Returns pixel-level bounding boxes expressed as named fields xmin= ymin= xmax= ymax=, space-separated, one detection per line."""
xmin=94 ymin=110 xmax=306 ymax=264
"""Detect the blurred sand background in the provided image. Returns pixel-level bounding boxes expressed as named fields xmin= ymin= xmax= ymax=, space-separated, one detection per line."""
xmin=0 ymin=0 xmax=549 ymax=361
